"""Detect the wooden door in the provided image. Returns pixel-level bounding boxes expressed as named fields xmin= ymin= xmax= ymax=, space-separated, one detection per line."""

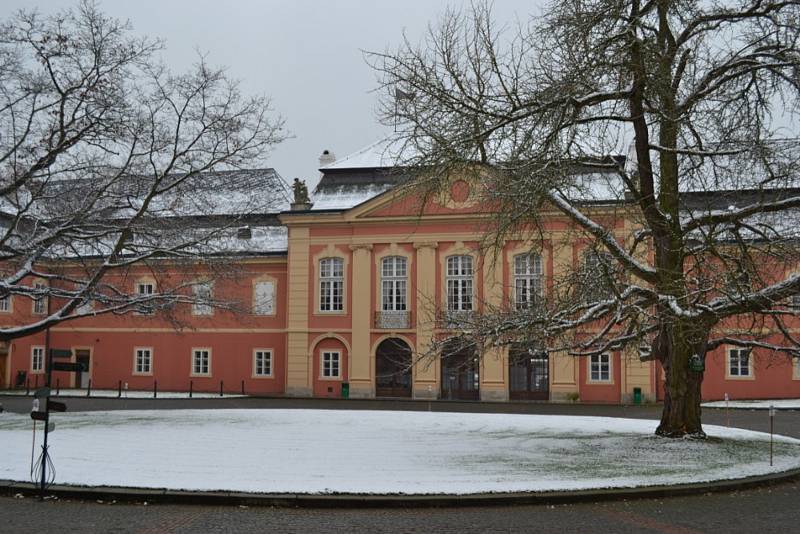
xmin=75 ymin=349 xmax=91 ymax=388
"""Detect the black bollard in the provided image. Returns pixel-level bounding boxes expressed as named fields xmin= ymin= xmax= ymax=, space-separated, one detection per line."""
xmin=118 ymin=380 xmax=122 ymax=398
xmin=154 ymin=380 xmax=157 ymax=399
xmin=87 ymin=378 xmax=92 ymax=397
xmin=241 ymin=380 xmax=245 ymax=396
xmin=219 ymin=380 xmax=223 ymax=397
xmin=189 ymin=380 xmax=193 ymax=398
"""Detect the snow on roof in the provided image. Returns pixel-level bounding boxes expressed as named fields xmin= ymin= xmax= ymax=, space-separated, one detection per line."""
xmin=311 ymin=182 xmax=397 ymax=210
xmin=4 ymin=168 xmax=292 ymax=221
xmin=204 ymin=224 xmax=288 ymax=254
xmin=320 ymin=137 xmax=415 ymax=171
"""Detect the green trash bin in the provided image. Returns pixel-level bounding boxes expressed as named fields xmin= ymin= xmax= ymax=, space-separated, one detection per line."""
xmin=633 ymin=387 xmax=642 ymax=405
xmin=341 ymin=382 xmax=350 ymax=399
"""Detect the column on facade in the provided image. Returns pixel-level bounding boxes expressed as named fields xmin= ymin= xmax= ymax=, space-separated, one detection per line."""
xmin=285 ymin=226 xmax=312 ymax=396
xmin=413 ymin=242 xmax=438 ymax=399
xmin=480 ymin=251 xmax=507 ymax=401
xmin=348 ymin=243 xmax=373 ymax=398
xmin=549 ymin=232 xmax=579 ymax=401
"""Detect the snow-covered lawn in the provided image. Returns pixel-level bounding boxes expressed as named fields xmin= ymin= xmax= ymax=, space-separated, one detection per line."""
xmin=1 ymin=409 xmax=798 ymax=495
xmin=0 ymin=389 xmax=244 ymax=399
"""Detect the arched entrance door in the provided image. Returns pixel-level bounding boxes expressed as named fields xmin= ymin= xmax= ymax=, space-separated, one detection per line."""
xmin=441 ymin=342 xmax=479 ymax=400
xmin=509 ymin=345 xmax=549 ymax=400
xmin=375 ymin=338 xmax=412 ymax=398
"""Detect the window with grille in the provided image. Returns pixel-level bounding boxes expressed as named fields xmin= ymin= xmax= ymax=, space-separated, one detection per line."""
xmin=192 ymin=348 xmax=211 ymax=376
xmin=134 ymin=348 xmax=152 ymax=374
xmin=254 ymin=349 xmax=272 ymax=377
xmin=321 ymin=350 xmax=340 ymax=378
xmin=728 ymin=349 xmax=751 ymax=377
xmin=446 ymin=256 xmax=473 ymax=311
xmin=589 ymin=353 xmax=611 ymax=382
xmin=319 ymin=258 xmax=344 ymax=311
xmin=381 ymin=256 xmax=407 ymax=311
xmin=514 ymin=254 xmax=542 ymax=309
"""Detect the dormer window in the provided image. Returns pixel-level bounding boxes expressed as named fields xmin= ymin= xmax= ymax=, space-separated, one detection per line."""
xmin=237 ymin=226 xmax=252 ymax=239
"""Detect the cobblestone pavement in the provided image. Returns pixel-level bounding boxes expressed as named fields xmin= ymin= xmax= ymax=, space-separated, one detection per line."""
xmin=2 ymin=479 xmax=799 ymax=533
xmin=1 ymin=397 xmax=798 ymax=532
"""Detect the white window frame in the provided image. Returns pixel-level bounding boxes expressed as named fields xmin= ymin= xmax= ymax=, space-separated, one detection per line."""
xmin=191 ymin=348 xmax=212 ymax=377
xmin=31 ymin=346 xmax=45 ymax=374
xmin=32 ymin=282 xmax=48 ymax=315
xmin=446 ymin=255 xmax=473 ymax=312
xmin=727 ymin=348 xmax=753 ymax=379
xmin=514 ymin=254 xmax=543 ymax=310
xmin=589 ymin=353 xmax=612 ymax=383
xmin=133 ymin=347 xmax=153 ymax=376
xmin=381 ymin=256 xmax=408 ymax=312
xmin=0 ymin=293 xmax=11 ymax=313
xmin=319 ymin=257 xmax=344 ymax=312
xmin=135 ymin=281 xmax=155 ymax=315
xmin=192 ymin=282 xmax=214 ymax=316
xmin=253 ymin=280 xmax=276 ymax=316
xmin=320 ymin=350 xmax=341 ymax=380
xmin=253 ymin=349 xmax=273 ymax=378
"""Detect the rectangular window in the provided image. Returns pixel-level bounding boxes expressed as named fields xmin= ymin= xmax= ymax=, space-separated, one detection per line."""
xmin=514 ymin=254 xmax=543 ymax=309
xmin=253 ymin=280 xmax=275 ymax=315
xmin=192 ymin=348 xmax=211 ymax=376
xmin=728 ymin=349 xmax=751 ymax=377
xmin=321 ymin=350 xmax=340 ymax=378
xmin=381 ymin=256 xmax=407 ymax=311
xmin=136 ymin=281 xmax=154 ymax=315
xmin=192 ymin=282 xmax=214 ymax=316
xmin=134 ymin=348 xmax=152 ymax=375
xmin=33 ymin=282 xmax=47 ymax=315
xmin=254 ymin=349 xmax=273 ymax=377
xmin=31 ymin=346 xmax=45 ymax=373
xmin=589 ymin=354 xmax=611 ymax=382
xmin=319 ymin=258 xmax=344 ymax=312
xmin=0 ymin=293 xmax=10 ymax=312
xmin=446 ymin=256 xmax=473 ymax=311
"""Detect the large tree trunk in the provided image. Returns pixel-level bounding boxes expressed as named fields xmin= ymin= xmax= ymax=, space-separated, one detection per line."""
xmin=655 ymin=321 xmax=708 ymax=438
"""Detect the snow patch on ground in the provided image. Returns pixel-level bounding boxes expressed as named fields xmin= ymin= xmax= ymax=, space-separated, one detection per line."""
xmin=703 ymin=399 xmax=800 ymax=410
xmin=0 ymin=410 xmax=798 ymax=495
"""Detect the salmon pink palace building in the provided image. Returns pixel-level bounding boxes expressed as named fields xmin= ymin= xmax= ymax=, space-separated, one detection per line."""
xmin=2 ymin=140 xmax=799 ymax=403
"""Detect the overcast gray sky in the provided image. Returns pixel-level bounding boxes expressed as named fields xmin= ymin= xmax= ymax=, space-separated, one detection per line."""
xmin=4 ymin=0 xmax=542 ymax=190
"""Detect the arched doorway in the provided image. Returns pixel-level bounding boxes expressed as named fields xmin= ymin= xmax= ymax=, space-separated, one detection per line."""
xmin=375 ymin=338 xmax=412 ymax=398
xmin=441 ymin=341 xmax=479 ymax=400
xmin=509 ymin=344 xmax=549 ymax=400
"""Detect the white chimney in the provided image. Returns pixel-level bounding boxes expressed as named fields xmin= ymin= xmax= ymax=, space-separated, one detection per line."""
xmin=319 ymin=149 xmax=336 ymax=169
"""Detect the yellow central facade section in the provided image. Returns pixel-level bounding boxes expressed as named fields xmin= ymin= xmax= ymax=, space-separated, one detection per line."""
xmin=279 ymin=180 xmax=655 ymax=404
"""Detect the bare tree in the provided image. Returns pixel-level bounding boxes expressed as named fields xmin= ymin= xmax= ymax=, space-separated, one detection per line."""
xmin=371 ymin=0 xmax=800 ymax=437
xmin=0 ymin=1 xmax=287 ymax=341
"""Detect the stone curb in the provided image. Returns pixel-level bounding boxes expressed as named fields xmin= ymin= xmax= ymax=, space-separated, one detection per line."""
xmin=3 ymin=468 xmax=800 ymax=508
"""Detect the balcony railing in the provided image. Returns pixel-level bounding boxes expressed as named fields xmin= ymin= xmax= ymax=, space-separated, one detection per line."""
xmin=374 ymin=310 xmax=412 ymax=329
xmin=438 ymin=310 xmax=476 ymax=330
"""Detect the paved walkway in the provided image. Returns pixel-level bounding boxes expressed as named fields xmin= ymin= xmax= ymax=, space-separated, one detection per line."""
xmin=2 ymin=479 xmax=799 ymax=533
